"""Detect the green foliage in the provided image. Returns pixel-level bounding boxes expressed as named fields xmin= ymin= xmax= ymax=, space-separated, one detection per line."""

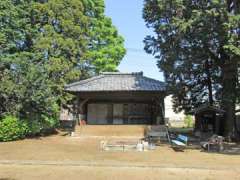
xmin=143 ymin=1 xmax=239 ymax=107
xmin=184 ymin=115 xmax=194 ymax=128
xmin=143 ymin=0 xmax=239 ymax=136
xmin=0 ymin=115 xmax=59 ymax=141
xmin=0 ymin=116 xmax=29 ymax=142
xmin=27 ymin=115 xmax=59 ymax=136
xmin=0 ymin=0 xmax=125 ymax=131
xmin=41 ymin=115 xmax=59 ymax=132
xmin=27 ymin=120 xmax=42 ymax=136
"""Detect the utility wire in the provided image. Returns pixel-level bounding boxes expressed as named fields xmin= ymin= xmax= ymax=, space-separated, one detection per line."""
xmin=126 ymin=47 xmax=145 ymax=52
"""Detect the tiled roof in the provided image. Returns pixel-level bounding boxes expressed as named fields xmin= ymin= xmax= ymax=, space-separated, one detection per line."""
xmin=65 ymin=72 xmax=166 ymax=92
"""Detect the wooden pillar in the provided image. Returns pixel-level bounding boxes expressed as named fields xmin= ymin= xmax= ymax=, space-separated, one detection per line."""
xmin=194 ymin=114 xmax=201 ymax=132
xmin=78 ymin=97 xmax=89 ymax=125
xmin=75 ymin=95 xmax=81 ymax=125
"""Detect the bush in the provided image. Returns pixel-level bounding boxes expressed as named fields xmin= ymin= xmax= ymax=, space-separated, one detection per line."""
xmin=27 ymin=115 xmax=59 ymax=136
xmin=0 ymin=116 xmax=29 ymax=142
xmin=27 ymin=120 xmax=42 ymax=136
xmin=0 ymin=114 xmax=59 ymax=141
xmin=184 ymin=115 xmax=194 ymax=128
xmin=41 ymin=115 xmax=59 ymax=134
xmin=42 ymin=115 xmax=59 ymax=128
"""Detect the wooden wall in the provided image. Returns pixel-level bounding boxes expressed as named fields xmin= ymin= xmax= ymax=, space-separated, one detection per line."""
xmin=87 ymin=103 xmax=153 ymax=125
xmin=69 ymin=91 xmax=165 ymax=125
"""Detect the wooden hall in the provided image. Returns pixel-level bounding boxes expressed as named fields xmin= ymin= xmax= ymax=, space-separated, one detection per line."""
xmin=64 ymin=72 xmax=166 ymax=125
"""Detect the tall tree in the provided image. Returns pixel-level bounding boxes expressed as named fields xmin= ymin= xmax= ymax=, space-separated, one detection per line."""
xmin=0 ymin=0 xmax=126 ymax=120
xmin=143 ymin=0 xmax=240 ymax=137
xmin=223 ymin=0 xmax=240 ymax=138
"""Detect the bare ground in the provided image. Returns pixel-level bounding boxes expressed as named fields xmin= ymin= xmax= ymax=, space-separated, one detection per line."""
xmin=0 ymin=135 xmax=240 ymax=180
xmin=1 ymin=164 xmax=240 ymax=180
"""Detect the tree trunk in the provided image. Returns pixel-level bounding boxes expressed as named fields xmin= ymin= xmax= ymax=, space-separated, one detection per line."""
xmin=205 ymin=59 xmax=214 ymax=105
xmin=221 ymin=58 xmax=238 ymax=139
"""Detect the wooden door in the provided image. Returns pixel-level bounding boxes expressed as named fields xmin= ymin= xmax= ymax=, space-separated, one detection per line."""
xmin=113 ymin=104 xmax=124 ymax=124
xmin=87 ymin=103 xmax=108 ymax=124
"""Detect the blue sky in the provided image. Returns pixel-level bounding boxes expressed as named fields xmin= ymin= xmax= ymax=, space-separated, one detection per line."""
xmin=105 ymin=0 xmax=164 ymax=81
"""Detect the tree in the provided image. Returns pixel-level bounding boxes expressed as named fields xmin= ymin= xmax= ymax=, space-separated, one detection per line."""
xmin=0 ymin=0 xmax=126 ymax=121
xmin=143 ymin=0 xmax=240 ymax=137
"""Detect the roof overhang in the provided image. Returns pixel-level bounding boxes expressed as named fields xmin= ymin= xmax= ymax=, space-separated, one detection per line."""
xmin=64 ymin=72 xmax=166 ymax=93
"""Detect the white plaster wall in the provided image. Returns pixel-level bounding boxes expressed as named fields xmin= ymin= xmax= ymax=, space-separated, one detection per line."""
xmin=164 ymin=95 xmax=185 ymax=122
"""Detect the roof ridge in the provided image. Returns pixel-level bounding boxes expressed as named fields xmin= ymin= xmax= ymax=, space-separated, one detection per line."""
xmin=100 ymin=72 xmax=143 ymax=76
xmin=65 ymin=75 xmax=104 ymax=88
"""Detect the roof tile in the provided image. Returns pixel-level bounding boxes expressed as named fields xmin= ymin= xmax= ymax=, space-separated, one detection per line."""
xmin=65 ymin=72 xmax=166 ymax=92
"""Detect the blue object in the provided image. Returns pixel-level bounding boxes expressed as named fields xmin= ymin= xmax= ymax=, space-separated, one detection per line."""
xmin=177 ymin=134 xmax=188 ymax=143
xmin=171 ymin=134 xmax=188 ymax=146
xmin=171 ymin=140 xmax=186 ymax=146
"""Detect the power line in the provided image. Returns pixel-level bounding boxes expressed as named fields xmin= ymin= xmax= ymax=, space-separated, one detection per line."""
xmin=126 ymin=47 xmax=144 ymax=52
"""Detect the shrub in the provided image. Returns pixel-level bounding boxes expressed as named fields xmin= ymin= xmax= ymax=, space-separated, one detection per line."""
xmin=41 ymin=115 xmax=59 ymax=134
xmin=27 ymin=115 xmax=59 ymax=136
xmin=0 ymin=114 xmax=59 ymax=141
xmin=184 ymin=115 xmax=194 ymax=128
xmin=42 ymin=115 xmax=59 ymax=128
xmin=27 ymin=120 xmax=42 ymax=136
xmin=0 ymin=116 xmax=29 ymax=142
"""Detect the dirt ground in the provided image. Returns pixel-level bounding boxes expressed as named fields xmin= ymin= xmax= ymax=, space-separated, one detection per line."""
xmin=0 ymin=135 xmax=240 ymax=180
xmin=1 ymin=164 xmax=240 ymax=180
